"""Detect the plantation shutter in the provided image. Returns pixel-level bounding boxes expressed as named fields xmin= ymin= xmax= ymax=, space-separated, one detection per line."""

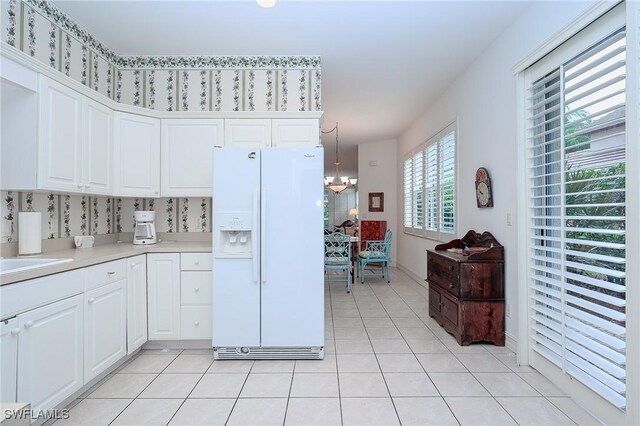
xmin=404 ymin=158 xmax=413 ymax=228
xmin=439 ymin=131 xmax=456 ymax=234
xmin=413 ymin=151 xmax=424 ymax=229
xmin=527 ymin=28 xmax=627 ymax=410
xmin=426 ymin=144 xmax=438 ymax=231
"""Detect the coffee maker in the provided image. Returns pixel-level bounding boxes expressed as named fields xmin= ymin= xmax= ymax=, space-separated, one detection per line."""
xmin=133 ymin=211 xmax=157 ymax=245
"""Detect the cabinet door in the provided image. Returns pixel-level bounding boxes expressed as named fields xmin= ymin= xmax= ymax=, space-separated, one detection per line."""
xmin=38 ymin=75 xmax=83 ymax=192
xmin=113 ymin=112 xmax=160 ymax=197
xmin=271 ymin=119 xmax=320 ymax=147
xmin=84 ymin=280 xmax=127 ymax=383
xmin=1 ymin=318 xmax=19 ymax=403
xmin=83 ymin=98 xmax=113 ymax=195
xmin=161 ymin=119 xmax=223 ymax=197
xmin=147 ymin=253 xmax=181 ymax=340
xmin=17 ymin=294 xmax=83 ymax=414
xmin=224 ymin=119 xmax=271 ymax=147
xmin=127 ymin=255 xmax=147 ymax=354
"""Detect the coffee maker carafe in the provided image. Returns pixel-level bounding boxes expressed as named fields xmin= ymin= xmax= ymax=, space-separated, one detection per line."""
xmin=134 ymin=211 xmax=157 ymax=245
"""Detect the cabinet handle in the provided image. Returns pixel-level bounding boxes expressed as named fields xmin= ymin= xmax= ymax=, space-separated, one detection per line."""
xmin=154 ymin=191 xmax=159 ymax=195
xmin=77 ymin=184 xmax=83 ymax=189
xmin=10 ymin=328 xmax=20 ymax=336
xmin=107 ymin=271 xmax=115 ymax=275
xmin=448 ymin=266 xmax=455 ymax=271
xmin=194 ymin=287 xmax=200 ymax=292
xmin=88 ymin=298 xmax=95 ymax=304
xmin=449 ymin=284 xmax=454 ymax=289
xmin=85 ymin=184 xmax=91 ymax=189
xmin=130 ymin=262 xmax=137 ymax=268
xmin=194 ymin=321 xmax=199 ymax=326
xmin=194 ymin=260 xmax=200 ymax=265
xmin=24 ymin=321 xmax=33 ymax=329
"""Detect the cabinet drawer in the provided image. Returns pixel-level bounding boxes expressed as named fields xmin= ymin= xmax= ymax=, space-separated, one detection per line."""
xmin=181 ymin=306 xmax=212 ymax=339
xmin=181 ymin=253 xmax=212 ymax=271
xmin=427 ymin=254 xmax=460 ymax=296
xmin=85 ymin=259 xmax=126 ymax=291
xmin=181 ymin=271 xmax=212 ymax=305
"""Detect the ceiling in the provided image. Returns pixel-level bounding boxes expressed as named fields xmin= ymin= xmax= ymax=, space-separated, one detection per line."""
xmin=53 ymin=0 xmax=530 ymax=177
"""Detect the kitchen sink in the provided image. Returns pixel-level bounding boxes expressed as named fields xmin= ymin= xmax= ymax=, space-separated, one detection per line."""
xmin=0 ymin=258 xmax=74 ymax=275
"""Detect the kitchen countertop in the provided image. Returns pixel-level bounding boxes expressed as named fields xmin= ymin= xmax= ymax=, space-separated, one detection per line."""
xmin=1 ymin=241 xmax=212 ymax=286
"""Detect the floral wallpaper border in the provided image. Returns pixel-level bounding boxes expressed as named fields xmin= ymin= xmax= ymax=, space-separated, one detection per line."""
xmin=4 ymin=0 xmax=322 ymax=111
xmin=1 ymin=191 xmax=212 ymax=243
xmin=22 ymin=0 xmax=321 ymax=70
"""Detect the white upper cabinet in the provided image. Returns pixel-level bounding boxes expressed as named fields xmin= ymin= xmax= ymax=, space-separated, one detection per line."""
xmin=114 ymin=112 xmax=161 ymax=197
xmin=38 ymin=75 xmax=83 ymax=192
xmin=82 ymin=98 xmax=113 ymax=195
xmin=224 ymin=119 xmax=271 ymax=147
xmin=271 ymin=119 xmax=320 ymax=147
xmin=161 ymin=119 xmax=223 ymax=197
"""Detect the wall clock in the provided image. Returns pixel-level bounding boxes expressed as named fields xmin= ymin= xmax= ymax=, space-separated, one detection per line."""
xmin=475 ymin=167 xmax=493 ymax=208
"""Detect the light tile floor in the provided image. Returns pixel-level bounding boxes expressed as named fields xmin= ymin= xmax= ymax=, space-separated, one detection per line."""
xmin=57 ymin=268 xmax=601 ymax=425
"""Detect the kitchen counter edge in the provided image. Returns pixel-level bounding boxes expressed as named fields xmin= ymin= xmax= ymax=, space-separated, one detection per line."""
xmin=1 ymin=241 xmax=212 ymax=286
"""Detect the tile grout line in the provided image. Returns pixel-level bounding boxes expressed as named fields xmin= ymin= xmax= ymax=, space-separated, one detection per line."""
xmin=328 ymin=276 xmax=345 ymax=425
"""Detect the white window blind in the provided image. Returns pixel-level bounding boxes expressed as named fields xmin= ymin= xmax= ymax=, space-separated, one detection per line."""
xmin=403 ymin=123 xmax=456 ymax=240
xmin=527 ymin=28 xmax=627 ymax=410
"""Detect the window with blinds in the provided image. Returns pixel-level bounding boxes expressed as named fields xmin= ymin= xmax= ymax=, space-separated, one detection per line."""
xmin=527 ymin=28 xmax=627 ymax=410
xmin=403 ymin=123 xmax=456 ymax=240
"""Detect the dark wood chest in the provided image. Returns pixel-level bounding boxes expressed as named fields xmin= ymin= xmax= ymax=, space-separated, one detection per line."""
xmin=427 ymin=231 xmax=505 ymax=346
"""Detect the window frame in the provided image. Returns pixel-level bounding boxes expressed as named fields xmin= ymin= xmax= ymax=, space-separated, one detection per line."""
xmin=403 ymin=121 xmax=457 ymax=242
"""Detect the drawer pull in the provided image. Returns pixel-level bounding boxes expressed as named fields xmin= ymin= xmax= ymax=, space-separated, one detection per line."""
xmin=10 ymin=328 xmax=20 ymax=336
xmin=24 ymin=321 xmax=34 ymax=329
xmin=107 ymin=271 xmax=116 ymax=276
xmin=448 ymin=266 xmax=455 ymax=271
xmin=194 ymin=260 xmax=200 ymax=265
xmin=449 ymin=284 xmax=454 ymax=289
xmin=194 ymin=321 xmax=200 ymax=326
xmin=194 ymin=287 xmax=200 ymax=292
xmin=130 ymin=263 xmax=137 ymax=268
xmin=88 ymin=298 xmax=95 ymax=304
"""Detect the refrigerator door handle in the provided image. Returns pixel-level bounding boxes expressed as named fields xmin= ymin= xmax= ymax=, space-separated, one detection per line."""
xmin=261 ymin=189 xmax=267 ymax=283
xmin=252 ymin=189 xmax=259 ymax=283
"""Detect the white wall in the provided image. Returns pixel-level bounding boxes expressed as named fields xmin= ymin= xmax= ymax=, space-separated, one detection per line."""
xmin=395 ymin=1 xmax=599 ymax=346
xmin=358 ymin=139 xmax=397 ymax=266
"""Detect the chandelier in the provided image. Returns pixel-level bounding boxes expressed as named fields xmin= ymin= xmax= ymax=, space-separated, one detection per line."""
xmin=323 ymin=122 xmax=357 ymax=193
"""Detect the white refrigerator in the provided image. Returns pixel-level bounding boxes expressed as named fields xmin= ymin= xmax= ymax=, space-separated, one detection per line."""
xmin=212 ymin=147 xmax=325 ymax=359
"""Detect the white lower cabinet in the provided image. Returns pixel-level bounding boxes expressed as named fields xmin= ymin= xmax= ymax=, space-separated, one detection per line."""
xmin=17 ymin=294 xmax=83 ymax=415
xmin=127 ymin=255 xmax=148 ymax=354
xmin=1 ymin=318 xmax=19 ymax=403
xmin=181 ymin=306 xmax=212 ymax=339
xmin=84 ymin=280 xmax=127 ymax=383
xmin=147 ymin=253 xmax=181 ymax=340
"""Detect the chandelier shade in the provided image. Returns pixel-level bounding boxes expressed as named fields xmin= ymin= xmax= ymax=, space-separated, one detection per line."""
xmin=323 ymin=122 xmax=356 ymax=193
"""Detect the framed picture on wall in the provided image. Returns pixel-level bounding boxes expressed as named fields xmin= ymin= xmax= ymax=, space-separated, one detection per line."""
xmin=368 ymin=192 xmax=384 ymax=212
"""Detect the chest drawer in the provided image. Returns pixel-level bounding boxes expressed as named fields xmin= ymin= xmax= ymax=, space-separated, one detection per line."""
xmin=427 ymin=253 xmax=460 ymax=296
xmin=181 ymin=271 xmax=212 ymax=305
xmin=85 ymin=259 xmax=126 ymax=291
xmin=181 ymin=253 xmax=212 ymax=271
xmin=181 ymin=306 xmax=212 ymax=339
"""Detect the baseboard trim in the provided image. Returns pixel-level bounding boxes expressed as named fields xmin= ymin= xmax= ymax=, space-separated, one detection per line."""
xmin=505 ymin=332 xmax=518 ymax=353
xmin=397 ymin=263 xmax=427 ymax=289
xmin=143 ymin=339 xmax=212 ymax=350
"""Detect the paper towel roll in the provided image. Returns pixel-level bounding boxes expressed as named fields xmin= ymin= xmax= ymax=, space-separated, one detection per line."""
xmin=18 ymin=211 xmax=42 ymax=256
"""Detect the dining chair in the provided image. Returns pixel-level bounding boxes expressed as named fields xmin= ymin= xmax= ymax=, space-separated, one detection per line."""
xmin=324 ymin=232 xmax=353 ymax=293
xmin=357 ymin=229 xmax=392 ymax=284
